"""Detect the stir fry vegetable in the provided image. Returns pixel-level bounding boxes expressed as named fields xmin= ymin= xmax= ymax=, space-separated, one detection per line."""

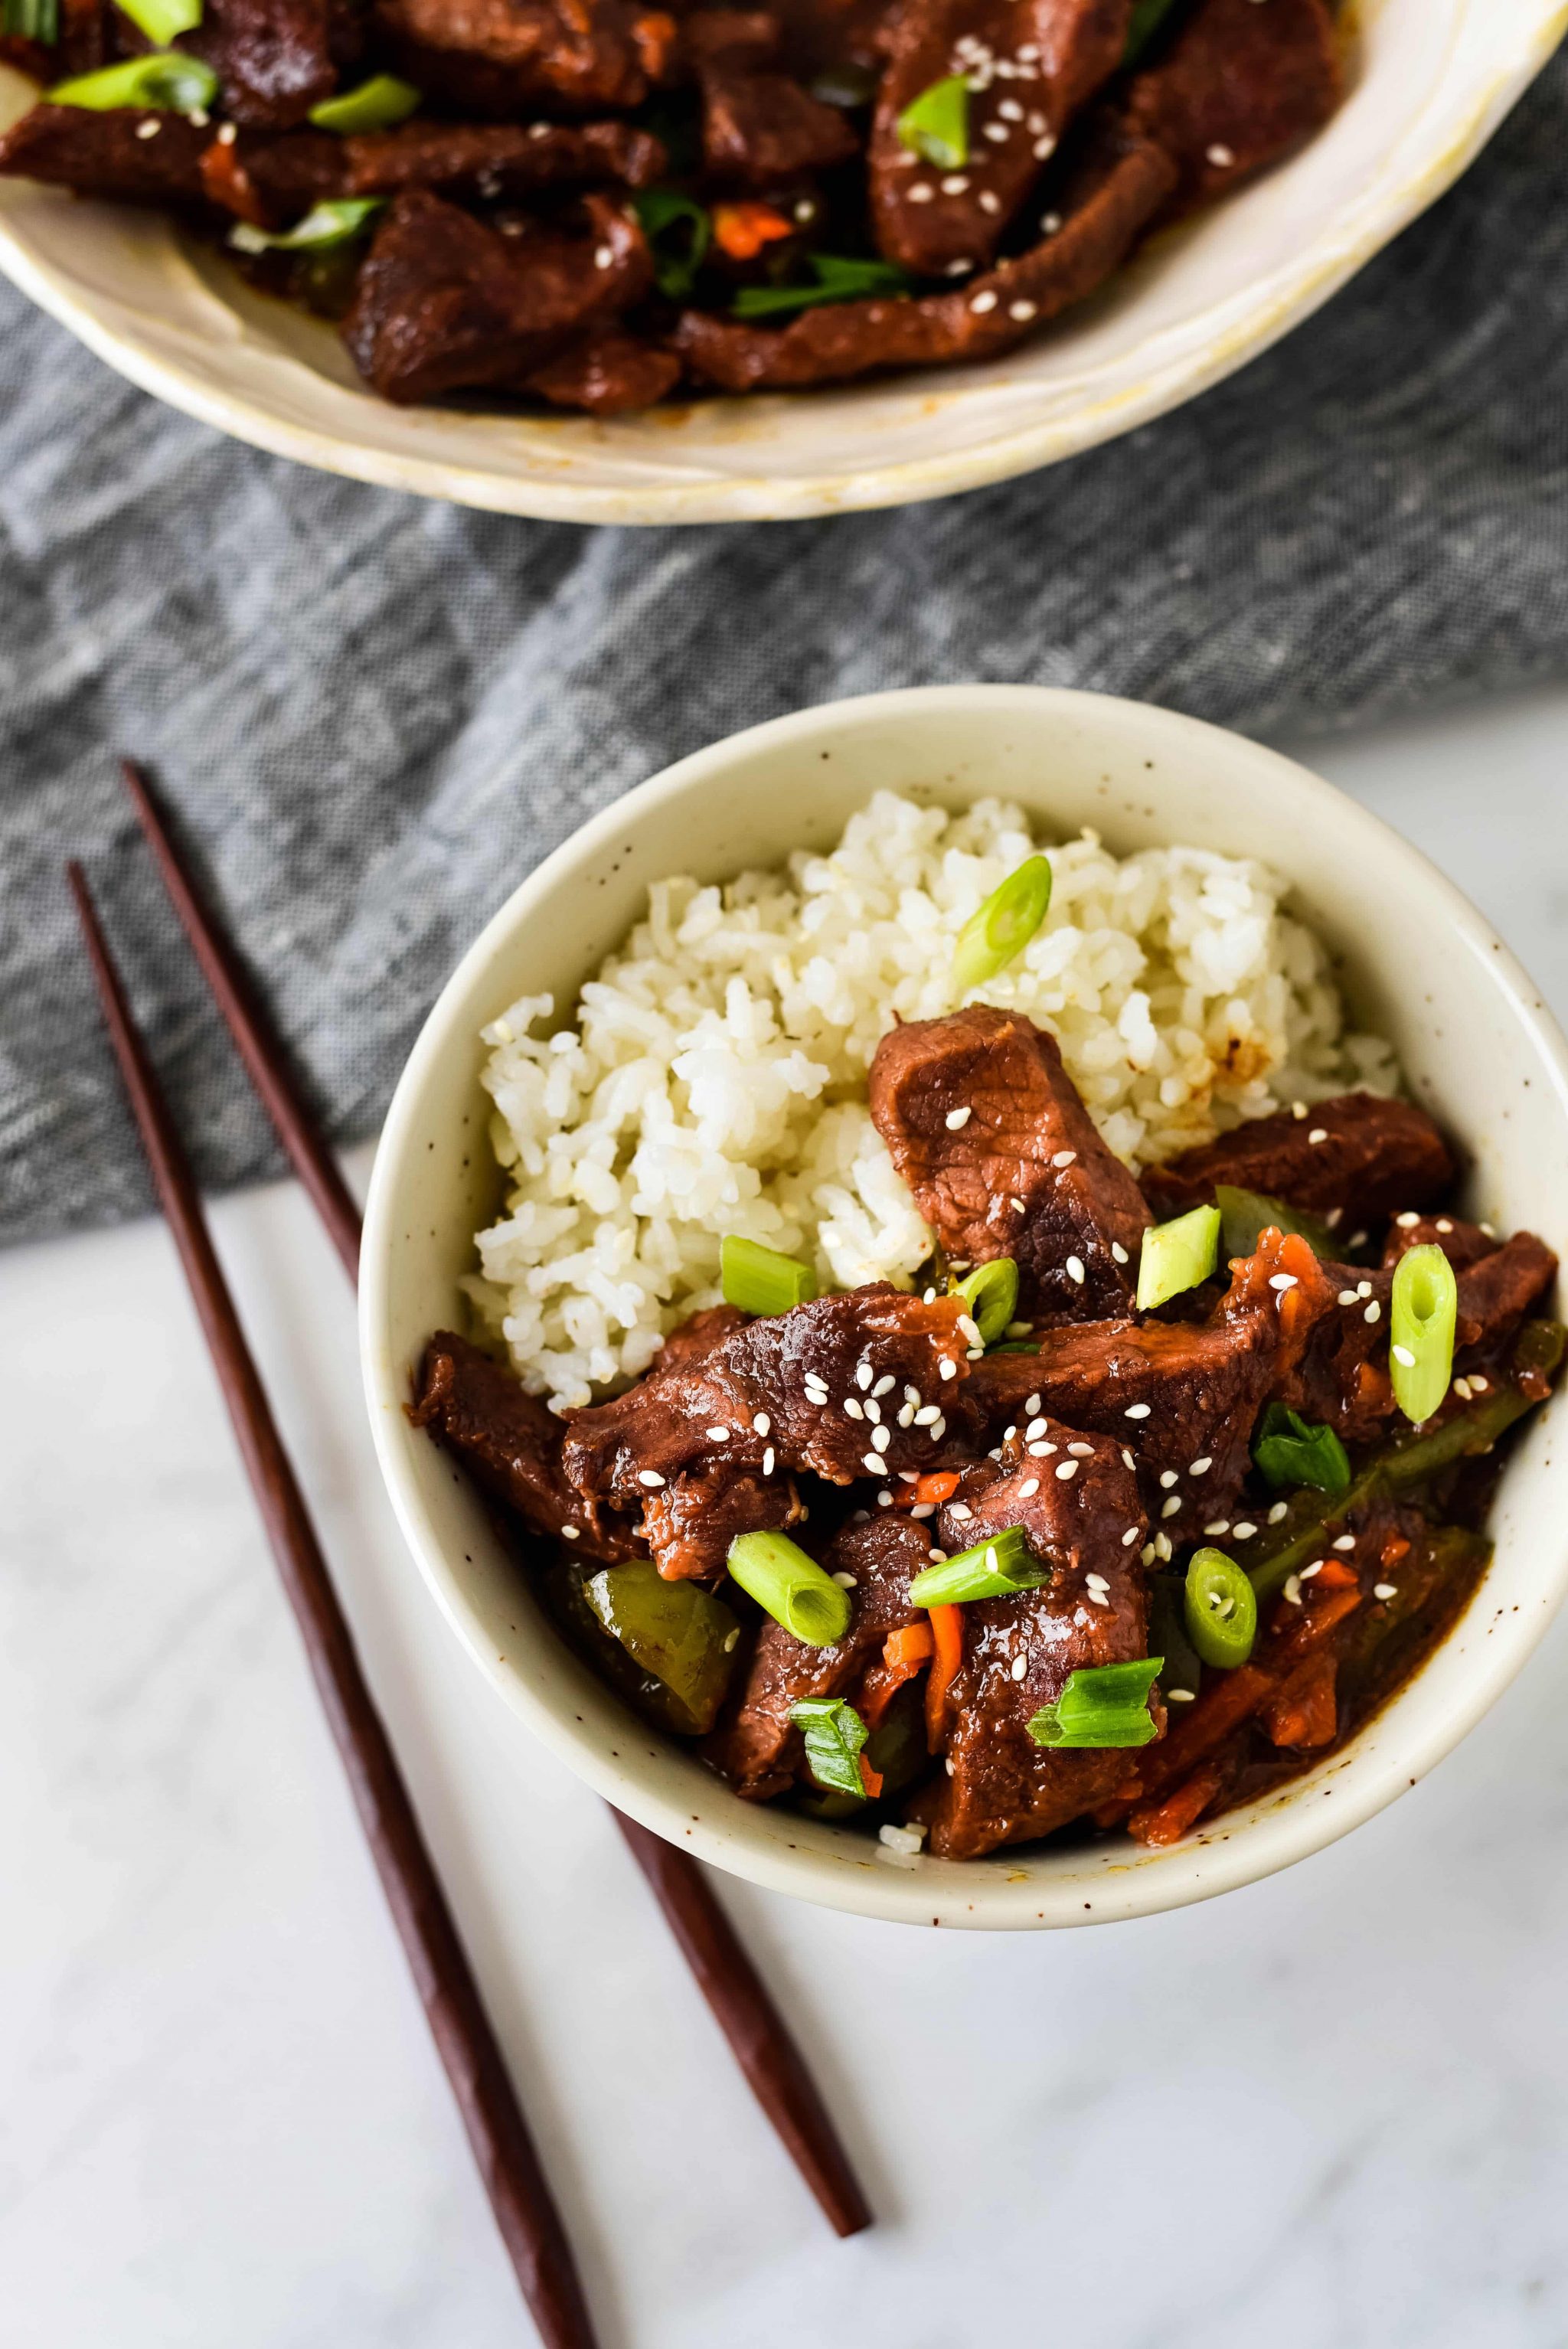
xmin=1390 ymin=1243 xmax=1458 ymax=1423
xmin=952 ymin=1256 xmax=1019 ymax=1346
xmin=790 ymin=1696 xmax=874 ymax=1798
xmin=1028 ymin=1658 xmax=1163 ymax=1749
xmin=1184 ymin=1547 xmax=1257 ymax=1668
xmin=1215 ymin=1184 xmax=1339 ymax=1262
xmin=951 ymin=856 xmax=1054 ymax=995
xmin=909 ymin=1525 xmax=1047 ymax=1606
xmin=727 ymin=1528 xmax=851 ymax=1645
xmin=895 ymin=73 xmax=969 ymax=169
xmin=49 ymin=52 xmax=217 ymax=109
xmin=720 ymin=1233 xmax=818 ymax=1315
xmin=309 ymin=74 xmax=422 ymax=132
xmin=230 ymin=200 xmax=384 ymax=255
xmin=583 ymin=1561 xmax=739 ymax=1735
xmin=114 ymin=0 xmax=202 ymax=44
xmin=1252 ymin=1403 xmax=1352 ymax=1498
xmin=1136 ymin=1203 xmax=1220 ymax=1309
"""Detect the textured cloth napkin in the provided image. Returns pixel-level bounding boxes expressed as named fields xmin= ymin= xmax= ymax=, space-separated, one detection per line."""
xmin=5 ymin=48 xmax=1568 ymax=1248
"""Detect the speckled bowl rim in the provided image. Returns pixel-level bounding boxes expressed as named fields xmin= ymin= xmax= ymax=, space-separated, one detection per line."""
xmin=360 ymin=685 xmax=1568 ymax=1927
xmin=1 ymin=5 xmax=1565 ymax=521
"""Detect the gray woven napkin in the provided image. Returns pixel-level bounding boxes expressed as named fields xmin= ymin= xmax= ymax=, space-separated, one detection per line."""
xmin=5 ymin=46 xmax=1568 ymax=1248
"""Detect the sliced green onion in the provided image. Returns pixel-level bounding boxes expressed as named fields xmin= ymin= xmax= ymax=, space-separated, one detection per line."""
xmin=634 ymin=187 xmax=710 ymax=299
xmin=1148 ymin=1575 xmax=1202 ymax=1704
xmin=1390 ymin=1243 xmax=1458 ymax=1424
xmin=1184 ymin=1547 xmax=1256 ymax=1669
xmin=113 ymin=0 xmax=201 ymax=44
xmin=1135 ymin=1202 xmax=1220 ymax=1311
xmin=230 ymin=197 xmax=384 ymax=253
xmin=789 ymin=1695 xmax=871 ymax=1799
xmin=732 ymin=253 xmax=910 ymax=319
xmin=952 ymin=1256 xmax=1018 ymax=1347
xmin=1251 ymin=1401 xmax=1351 ymax=1498
xmin=1124 ymin=0 xmax=1185 ymax=67
xmin=895 ymin=71 xmax=969 ymax=169
xmin=1027 ymin=1657 xmax=1162 ymax=1748
xmin=908 ymin=1524 xmax=1046 ymax=1606
xmin=308 ymin=71 xmax=422 ymax=132
xmin=4 ymin=0 xmax=60 ymax=36
xmin=1215 ymin=1183 xmax=1338 ymax=1263
xmin=49 ymin=50 xmax=217 ymax=109
xmin=951 ymin=855 xmax=1053 ymax=995
xmin=719 ymin=1233 xmax=817 ymax=1316
xmin=727 ymin=1530 xmax=851 ymax=1647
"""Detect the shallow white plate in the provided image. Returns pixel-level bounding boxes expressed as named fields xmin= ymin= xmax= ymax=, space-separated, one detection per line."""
xmin=2 ymin=0 xmax=1564 ymax=521
xmin=361 ymin=684 xmax=1568 ymax=1928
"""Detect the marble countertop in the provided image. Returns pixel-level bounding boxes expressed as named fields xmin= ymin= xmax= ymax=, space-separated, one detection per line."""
xmin=7 ymin=684 xmax=1568 ymax=2349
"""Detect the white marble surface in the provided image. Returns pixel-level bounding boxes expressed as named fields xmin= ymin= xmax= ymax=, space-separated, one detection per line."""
xmin=7 ymin=684 xmax=1568 ymax=2349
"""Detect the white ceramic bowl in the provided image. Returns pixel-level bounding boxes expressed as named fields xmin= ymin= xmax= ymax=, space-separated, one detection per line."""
xmin=3 ymin=1 xmax=1565 ymax=523
xmin=362 ymin=684 xmax=1568 ymax=1929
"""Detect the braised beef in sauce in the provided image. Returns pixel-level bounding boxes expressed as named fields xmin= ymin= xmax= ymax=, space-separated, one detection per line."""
xmin=1 ymin=0 xmax=1345 ymax=414
xmin=411 ymin=992 xmax=1560 ymax=1863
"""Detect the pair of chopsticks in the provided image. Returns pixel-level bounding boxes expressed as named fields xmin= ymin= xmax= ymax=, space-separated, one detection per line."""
xmin=70 ymin=762 xmax=870 ymax=2349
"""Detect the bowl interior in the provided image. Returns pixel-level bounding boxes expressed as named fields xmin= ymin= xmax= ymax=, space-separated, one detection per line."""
xmin=362 ymin=686 xmax=1568 ymax=1927
xmin=3 ymin=0 xmax=1564 ymax=520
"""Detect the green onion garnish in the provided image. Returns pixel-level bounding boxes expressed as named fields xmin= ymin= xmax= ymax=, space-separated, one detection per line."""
xmin=48 ymin=50 xmax=217 ymax=109
xmin=3 ymin=0 xmax=60 ymax=39
xmin=731 ymin=253 xmax=910 ymax=319
xmin=789 ymin=1695 xmax=871 ymax=1799
xmin=1251 ymin=1401 xmax=1351 ymax=1497
xmin=1123 ymin=0 xmax=1185 ymax=67
xmin=230 ymin=198 xmax=384 ymax=254
xmin=1214 ymin=1183 xmax=1338 ymax=1263
xmin=1184 ymin=1547 xmax=1256 ymax=1669
xmin=634 ymin=187 xmax=711 ymax=299
xmin=1135 ymin=1202 xmax=1220 ymax=1311
xmin=1027 ymin=1657 xmax=1162 ymax=1748
xmin=951 ymin=855 xmax=1053 ymax=995
xmin=908 ymin=1524 xmax=1046 ymax=1606
xmin=952 ymin=1256 xmax=1018 ymax=1347
xmin=895 ymin=71 xmax=969 ymax=169
xmin=1390 ymin=1242 xmax=1458 ymax=1424
xmin=113 ymin=0 xmax=201 ymax=44
xmin=719 ymin=1233 xmax=818 ymax=1317
xmin=727 ymin=1530 xmax=851 ymax=1648
xmin=308 ymin=72 xmax=422 ymax=132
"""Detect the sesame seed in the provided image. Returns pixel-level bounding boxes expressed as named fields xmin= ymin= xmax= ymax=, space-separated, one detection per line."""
xmin=1168 ymin=1688 xmax=1195 ymax=1703
xmin=1392 ymin=1344 xmax=1416 ymax=1367
xmin=1159 ymin=1469 xmax=1178 ymax=1489
xmin=898 ymin=1471 xmax=918 ymax=1485
xmin=562 ymin=1524 xmax=580 ymax=1539
xmin=969 ymin=289 xmax=998 ymax=313
xmin=1480 ymin=1222 xmax=1497 ymax=1239
xmin=1011 ymin=1653 xmax=1028 ymax=1680
xmin=1025 ymin=1416 xmax=1047 ymax=1440
xmin=1292 ymin=1101 xmax=1307 ymax=1119
xmin=1338 ymin=1290 xmax=1358 ymax=1306
xmin=1067 ymin=1442 xmax=1094 ymax=1458
xmin=1142 ymin=1543 xmax=1157 ymax=1565
xmin=1161 ymin=1496 xmax=1181 ymax=1518
xmin=1018 ymin=1478 xmax=1040 ymax=1498
xmin=706 ymin=1425 xmax=730 ymax=1441
xmin=1284 ymin=1574 xmax=1302 ymax=1605
xmin=1203 ymin=1521 xmax=1230 ymax=1537
xmin=136 ymin=117 xmax=162 ymax=139
xmin=878 ymin=1489 xmax=893 ymax=1506
xmin=593 ymin=244 xmax=614 ymax=270
xmin=897 ymin=1403 xmax=915 ymax=1427
xmin=1125 ymin=1402 xmax=1152 ymax=1419
xmin=1364 ymin=1301 xmax=1381 ymax=1323
xmin=831 ymin=1570 xmax=857 ymax=1589
xmin=1470 ymin=1374 xmax=1489 ymax=1392
xmin=945 ymin=1757 xmax=956 ymax=1776
xmin=1027 ymin=1440 xmax=1050 ymax=1458
xmin=1056 ymin=1459 xmax=1078 ymax=1481
xmin=864 ymin=1398 xmax=881 ymax=1423
xmin=1268 ymin=1501 xmax=1289 ymax=1524
xmin=862 ymin=1452 xmax=884 ymax=1475
xmin=856 ymin=1361 xmax=873 ymax=1389
xmin=1357 ymin=1281 xmax=1373 ymax=1298
xmin=752 ymin=1411 xmax=770 ymax=1436
xmin=941 ymin=174 xmax=970 ymax=194
xmin=1300 ymin=1563 xmax=1321 ymax=1580
xmin=1004 ymin=1426 xmax=1018 ymax=1442
xmin=794 ymin=198 xmax=816 ymax=222
xmin=638 ymin=1470 xmax=665 ymax=1488
xmin=909 ymin=182 xmax=934 ymax=202
xmin=1308 ymin=1128 xmax=1328 ymax=1145
xmin=1232 ymin=1522 xmax=1256 ymax=1540
xmin=1190 ymin=1456 xmax=1212 ymax=1475
xmin=1332 ymin=1534 xmax=1356 ymax=1551
xmin=873 ymin=1374 xmax=895 ymax=1397
xmin=762 ymin=1447 xmax=775 ymax=1475
xmin=1374 ymin=1583 xmax=1398 ymax=1601
xmin=1011 ymin=1197 xmax=1027 ymax=1213
xmin=1436 ymin=1217 xmax=1453 ymax=1233
xmin=949 ymin=1504 xmax=973 ymax=1524
xmin=939 ymin=1357 xmax=957 ymax=1380
xmin=1024 ymin=1393 xmax=1041 ymax=1415
xmin=1121 ymin=1449 xmax=1135 ymax=1471
xmin=957 ymin=1314 xmax=982 ymax=1345
xmin=1122 ymin=1525 xmax=1140 ymax=1547
xmin=187 ymin=105 xmax=209 ymax=125
xmin=1269 ymin=1273 xmax=1298 ymax=1292
xmin=1110 ymin=1241 xmax=1129 ymax=1263
xmin=1154 ymin=1533 xmax=1173 ymax=1561
xmin=1086 ymin=1573 xmax=1109 ymax=1593
xmin=1051 ymin=1150 xmax=1077 ymax=1169
xmin=216 ymin=121 xmax=236 ymax=145
xmin=1040 ymin=211 xmax=1063 ymax=234
xmin=1395 ymin=1211 xmax=1420 ymax=1229
xmin=998 ymin=97 xmax=1023 ymax=119
xmin=1066 ymin=1256 xmax=1086 ymax=1285
xmin=1087 ymin=1589 xmax=1109 ymax=1608
xmin=1452 ymin=1377 xmax=1473 ymax=1400
xmin=844 ymin=1397 xmax=864 ymax=1420
xmin=914 ymin=1403 xmax=940 ymax=1425
xmin=911 ymin=1501 xmax=936 ymax=1518
xmin=945 ymin=258 xmax=975 ymax=275
xmin=871 ymin=1426 xmax=890 ymax=1453
xmin=983 ymin=121 xmax=1008 ymax=142
xmin=1326 ymin=1208 xmax=1343 ymax=1229
xmin=723 ymin=1627 xmax=739 ymax=1652
xmin=1033 ymin=133 xmax=1056 ymax=158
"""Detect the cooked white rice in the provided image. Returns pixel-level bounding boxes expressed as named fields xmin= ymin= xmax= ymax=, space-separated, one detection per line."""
xmin=466 ymin=792 xmax=1399 ymax=1410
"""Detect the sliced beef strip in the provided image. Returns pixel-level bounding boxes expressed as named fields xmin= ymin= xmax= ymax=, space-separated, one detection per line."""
xmin=655 ymin=1303 xmax=753 ymax=1368
xmin=177 ymin=0 xmax=353 ymax=129
xmin=563 ymin=1284 xmax=972 ymax=1506
xmin=685 ymin=8 xmax=858 ymax=185
xmin=675 ymin=112 xmax=1174 ymax=391
xmin=869 ymin=1005 xmax=1151 ymax=1323
xmin=0 ymin=104 xmax=211 ymax=204
xmin=524 ymin=326 xmax=684 ymax=410
xmin=1123 ymin=0 xmax=1340 ymax=216
xmin=964 ymin=1229 xmax=1340 ymax=1541
xmin=1140 ymin=1093 xmax=1455 ymax=1236
xmin=920 ymin=1423 xmax=1152 ymax=1857
xmin=342 ymin=185 xmax=652 ymax=402
xmin=411 ymin=1331 xmax=644 ymax=1563
xmin=870 ymin=0 xmax=1131 ymax=276
xmin=639 ymin=1461 xmax=804 ymax=1580
xmin=716 ymin=1512 xmax=929 ymax=1799
xmin=373 ymin=0 xmax=678 ymax=115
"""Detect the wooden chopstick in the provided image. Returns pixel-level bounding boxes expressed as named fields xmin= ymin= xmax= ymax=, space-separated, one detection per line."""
xmin=67 ymin=862 xmax=601 ymax=2349
xmin=119 ymin=760 xmax=874 ymax=2240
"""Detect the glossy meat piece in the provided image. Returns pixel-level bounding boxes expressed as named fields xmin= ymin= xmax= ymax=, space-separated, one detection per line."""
xmin=524 ymin=326 xmax=683 ymax=410
xmin=200 ymin=124 xmax=343 ymax=222
xmin=1454 ymin=1232 xmax=1557 ymax=1360
xmin=923 ymin=1423 xmax=1151 ymax=1857
xmin=870 ymin=1006 xmax=1151 ymax=1322
xmin=717 ymin=1513 xmax=929 ymax=1798
xmin=871 ymin=0 xmax=1131 ymax=276
xmin=1124 ymin=0 xmax=1340 ymax=214
xmin=183 ymin=0 xmax=352 ymax=128
xmin=374 ymin=0 xmax=677 ymax=113
xmin=639 ymin=1461 xmax=804 ymax=1579
xmin=1380 ymin=1214 xmax=1498 ymax=1276
xmin=687 ymin=8 xmax=858 ymax=185
xmin=965 ymin=1229 xmax=1338 ymax=1540
xmin=563 ymin=1284 xmax=972 ymax=1505
xmin=1141 ymin=1092 xmax=1455 ymax=1233
xmin=675 ymin=113 xmax=1174 ymax=390
xmin=343 ymin=187 xmax=652 ymax=401
xmin=0 ymin=103 xmax=210 ymax=204
xmin=410 ymin=1330 xmax=643 ymax=1562
xmin=655 ymin=1303 xmax=753 ymax=1367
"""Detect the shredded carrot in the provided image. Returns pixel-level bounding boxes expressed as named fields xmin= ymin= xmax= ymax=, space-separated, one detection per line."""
xmin=1379 ymin=1530 xmax=1412 ymax=1574
xmin=1128 ymin=1762 xmax=1226 ymax=1847
xmin=860 ymin=1623 xmax=936 ymax=1727
xmin=1260 ymin=1654 xmax=1338 ymax=1749
xmin=925 ymin=1602 xmax=964 ymax=1750
xmin=1307 ymin=1557 xmax=1358 ymax=1591
xmin=712 ymin=202 xmax=794 ymax=260
xmin=913 ymin=1470 xmax=961 ymax=1506
xmin=858 ymin=1754 xmax=884 ymax=1799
